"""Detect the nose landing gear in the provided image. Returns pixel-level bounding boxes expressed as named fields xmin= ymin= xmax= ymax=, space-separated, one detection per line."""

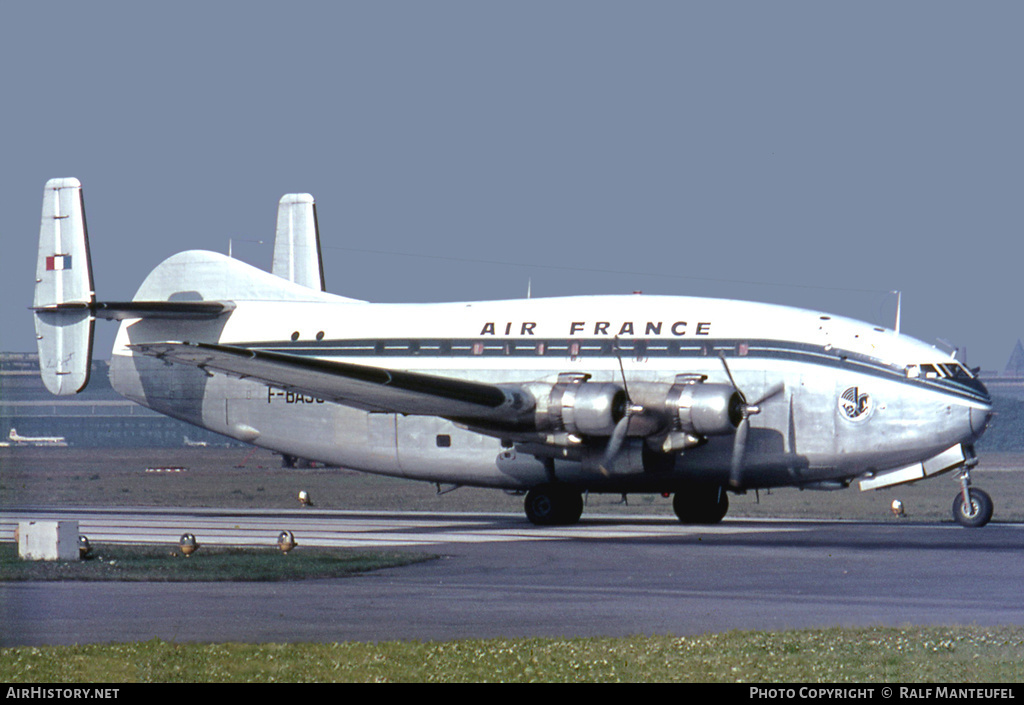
xmin=953 ymin=464 xmax=993 ymax=528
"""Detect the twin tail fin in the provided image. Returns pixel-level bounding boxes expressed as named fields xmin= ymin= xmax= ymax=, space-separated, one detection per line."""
xmin=32 ymin=178 xmax=331 ymax=395
xmin=32 ymin=178 xmax=235 ymax=395
xmin=33 ymin=178 xmax=95 ymax=394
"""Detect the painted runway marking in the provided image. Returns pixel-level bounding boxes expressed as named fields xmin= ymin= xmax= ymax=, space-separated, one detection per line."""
xmin=1 ymin=508 xmax=807 ymax=548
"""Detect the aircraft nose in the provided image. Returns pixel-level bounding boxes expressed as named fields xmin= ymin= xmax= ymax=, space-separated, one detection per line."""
xmin=967 ymin=375 xmax=994 ymax=438
xmin=970 ymin=404 xmax=994 ymax=438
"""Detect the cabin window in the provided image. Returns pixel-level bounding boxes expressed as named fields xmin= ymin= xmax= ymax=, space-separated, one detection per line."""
xmin=436 ymin=434 xmax=451 ymax=448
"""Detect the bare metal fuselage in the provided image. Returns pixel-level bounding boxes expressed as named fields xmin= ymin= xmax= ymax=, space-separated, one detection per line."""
xmin=106 ymin=268 xmax=992 ymax=495
xmin=32 ymin=179 xmax=996 ymax=525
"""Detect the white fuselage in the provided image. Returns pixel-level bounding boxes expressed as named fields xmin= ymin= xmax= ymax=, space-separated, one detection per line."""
xmin=108 ymin=278 xmax=993 ymax=494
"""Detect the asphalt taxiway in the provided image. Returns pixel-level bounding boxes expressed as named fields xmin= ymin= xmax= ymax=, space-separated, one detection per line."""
xmin=3 ymin=508 xmax=1024 ymax=647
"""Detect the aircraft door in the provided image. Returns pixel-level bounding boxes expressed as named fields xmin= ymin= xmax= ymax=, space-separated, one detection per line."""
xmin=791 ymin=371 xmax=837 ymax=464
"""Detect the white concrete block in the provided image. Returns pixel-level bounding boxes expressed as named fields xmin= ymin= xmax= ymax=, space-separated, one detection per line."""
xmin=17 ymin=520 xmax=79 ymax=561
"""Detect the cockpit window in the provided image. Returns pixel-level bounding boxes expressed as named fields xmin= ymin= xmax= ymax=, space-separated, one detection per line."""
xmin=905 ymin=361 xmax=975 ymax=380
xmin=947 ymin=362 xmax=974 ymax=379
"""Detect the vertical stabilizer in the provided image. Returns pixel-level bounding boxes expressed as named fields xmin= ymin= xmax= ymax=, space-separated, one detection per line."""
xmin=33 ymin=177 xmax=95 ymax=394
xmin=272 ymin=193 xmax=326 ymax=291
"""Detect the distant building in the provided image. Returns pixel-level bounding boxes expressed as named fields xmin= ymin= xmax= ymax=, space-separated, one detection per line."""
xmin=979 ymin=340 xmax=1024 ymax=403
xmin=1005 ymin=339 xmax=1024 ymax=377
xmin=0 ymin=353 xmax=237 ymax=448
xmin=973 ymin=341 xmax=1024 ymax=450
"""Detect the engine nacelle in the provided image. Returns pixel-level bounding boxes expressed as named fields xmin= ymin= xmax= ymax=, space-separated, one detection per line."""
xmin=532 ymin=374 xmax=627 ymax=437
xmin=663 ymin=377 xmax=742 ymax=437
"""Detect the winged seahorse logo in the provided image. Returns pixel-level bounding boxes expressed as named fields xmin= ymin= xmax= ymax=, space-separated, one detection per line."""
xmin=839 ymin=386 xmax=871 ymax=420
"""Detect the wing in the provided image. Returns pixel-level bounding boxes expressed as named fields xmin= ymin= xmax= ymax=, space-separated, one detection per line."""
xmin=129 ymin=341 xmax=534 ymax=422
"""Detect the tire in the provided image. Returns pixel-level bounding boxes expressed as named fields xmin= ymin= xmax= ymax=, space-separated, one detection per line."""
xmin=524 ymin=485 xmax=583 ymax=526
xmin=673 ymin=486 xmax=729 ymax=524
xmin=952 ymin=488 xmax=993 ymax=528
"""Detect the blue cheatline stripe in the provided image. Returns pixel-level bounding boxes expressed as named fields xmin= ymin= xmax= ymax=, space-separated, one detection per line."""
xmin=223 ymin=337 xmax=991 ymax=405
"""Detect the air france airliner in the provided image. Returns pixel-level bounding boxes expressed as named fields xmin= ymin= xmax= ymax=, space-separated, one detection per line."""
xmin=32 ymin=178 xmax=995 ymax=526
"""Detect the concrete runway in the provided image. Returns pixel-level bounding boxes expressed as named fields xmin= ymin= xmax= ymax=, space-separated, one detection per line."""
xmin=3 ymin=507 xmax=1024 ymax=647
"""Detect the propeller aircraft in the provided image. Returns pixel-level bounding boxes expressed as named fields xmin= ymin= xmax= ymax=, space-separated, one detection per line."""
xmin=32 ymin=178 xmax=996 ymax=527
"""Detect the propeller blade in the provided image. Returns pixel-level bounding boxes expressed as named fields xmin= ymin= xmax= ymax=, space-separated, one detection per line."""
xmin=751 ymin=381 xmax=785 ymax=408
xmin=729 ymin=417 xmax=750 ymax=488
xmin=717 ymin=351 xmax=745 ymax=402
xmin=600 ymin=414 xmax=632 ymax=471
xmin=613 ymin=336 xmax=633 ymax=401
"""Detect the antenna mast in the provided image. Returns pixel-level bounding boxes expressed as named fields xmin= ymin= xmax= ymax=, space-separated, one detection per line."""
xmin=893 ymin=290 xmax=901 ymax=335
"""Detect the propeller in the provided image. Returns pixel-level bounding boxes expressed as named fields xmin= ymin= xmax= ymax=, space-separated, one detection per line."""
xmin=600 ymin=340 xmax=644 ymax=471
xmin=718 ymin=351 xmax=785 ymax=488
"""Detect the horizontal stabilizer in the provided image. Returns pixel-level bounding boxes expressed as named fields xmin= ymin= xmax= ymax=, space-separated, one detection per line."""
xmin=33 ymin=178 xmax=95 ymax=394
xmin=32 ymin=300 xmax=236 ymax=320
xmin=129 ymin=341 xmax=530 ymax=422
xmin=93 ymin=300 xmax=236 ymax=320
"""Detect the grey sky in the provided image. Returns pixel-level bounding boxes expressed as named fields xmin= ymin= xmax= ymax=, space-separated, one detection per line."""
xmin=2 ymin=2 xmax=1021 ymax=372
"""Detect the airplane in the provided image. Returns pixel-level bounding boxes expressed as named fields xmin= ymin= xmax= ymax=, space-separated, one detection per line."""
xmin=7 ymin=428 xmax=68 ymax=447
xmin=31 ymin=177 xmax=996 ymax=527
xmin=183 ymin=436 xmax=209 ymax=447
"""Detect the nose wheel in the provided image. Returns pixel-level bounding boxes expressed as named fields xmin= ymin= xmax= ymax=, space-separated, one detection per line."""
xmin=953 ymin=468 xmax=993 ymax=528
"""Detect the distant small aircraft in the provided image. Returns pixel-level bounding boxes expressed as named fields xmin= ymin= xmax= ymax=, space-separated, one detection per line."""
xmin=183 ymin=436 xmax=209 ymax=447
xmin=31 ymin=178 xmax=996 ymax=527
xmin=8 ymin=428 xmax=68 ymax=447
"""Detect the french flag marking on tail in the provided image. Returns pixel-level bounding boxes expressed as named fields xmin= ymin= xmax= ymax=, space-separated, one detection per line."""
xmin=46 ymin=255 xmax=72 ymax=271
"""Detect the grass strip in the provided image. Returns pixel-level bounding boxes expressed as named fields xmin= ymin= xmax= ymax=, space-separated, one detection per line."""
xmin=0 ymin=543 xmax=434 ymax=582
xmin=2 ymin=627 xmax=1023 ymax=682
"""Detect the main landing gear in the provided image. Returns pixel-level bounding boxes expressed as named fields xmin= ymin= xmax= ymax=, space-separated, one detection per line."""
xmin=672 ymin=486 xmax=729 ymax=524
xmin=522 ymin=483 xmax=731 ymax=526
xmin=953 ymin=465 xmax=993 ymax=528
xmin=524 ymin=484 xmax=584 ymax=526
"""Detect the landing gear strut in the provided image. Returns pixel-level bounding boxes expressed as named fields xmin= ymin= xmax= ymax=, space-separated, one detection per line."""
xmin=673 ymin=485 xmax=729 ymax=524
xmin=953 ymin=465 xmax=993 ymax=528
xmin=524 ymin=484 xmax=584 ymax=526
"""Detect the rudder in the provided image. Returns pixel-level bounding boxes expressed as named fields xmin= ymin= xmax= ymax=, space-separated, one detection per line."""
xmin=32 ymin=177 xmax=95 ymax=394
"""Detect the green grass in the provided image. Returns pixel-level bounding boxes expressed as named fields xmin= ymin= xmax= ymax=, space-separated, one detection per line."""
xmin=2 ymin=627 xmax=1023 ymax=682
xmin=0 ymin=543 xmax=432 ymax=582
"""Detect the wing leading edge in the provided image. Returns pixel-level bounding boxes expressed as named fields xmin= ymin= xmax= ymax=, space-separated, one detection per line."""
xmin=129 ymin=341 xmax=534 ymax=422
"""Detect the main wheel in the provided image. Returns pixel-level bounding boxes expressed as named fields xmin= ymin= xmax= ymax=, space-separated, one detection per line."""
xmin=673 ymin=486 xmax=729 ymax=524
xmin=524 ymin=485 xmax=584 ymax=526
xmin=952 ymin=487 xmax=993 ymax=528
